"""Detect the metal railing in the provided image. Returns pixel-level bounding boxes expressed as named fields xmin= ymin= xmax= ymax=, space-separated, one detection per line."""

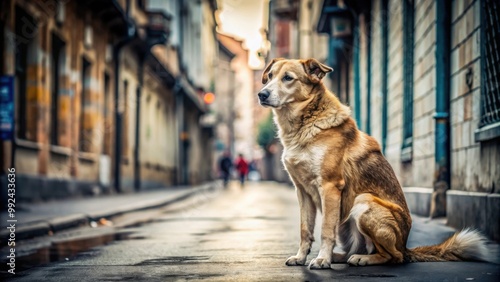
xmin=480 ymin=0 xmax=500 ymax=127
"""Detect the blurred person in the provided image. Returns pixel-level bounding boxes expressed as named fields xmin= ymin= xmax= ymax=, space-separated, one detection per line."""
xmin=234 ymin=153 xmax=249 ymax=187
xmin=219 ymin=151 xmax=232 ymax=187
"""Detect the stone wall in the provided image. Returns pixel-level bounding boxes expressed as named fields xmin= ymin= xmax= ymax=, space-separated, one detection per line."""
xmin=369 ymin=0 xmax=384 ymax=146
xmin=385 ymin=0 xmax=404 ymax=180
xmin=0 ymin=0 xmax=181 ymax=199
xmin=449 ymin=0 xmax=499 ymax=194
xmin=1 ymin=1 xmax=113 ymax=185
xmin=446 ymin=0 xmax=500 ymax=241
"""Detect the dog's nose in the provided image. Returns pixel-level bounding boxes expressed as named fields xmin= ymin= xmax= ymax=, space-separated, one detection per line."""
xmin=258 ymin=89 xmax=270 ymax=101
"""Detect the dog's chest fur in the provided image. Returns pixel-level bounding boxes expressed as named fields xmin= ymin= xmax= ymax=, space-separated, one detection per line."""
xmin=283 ymin=144 xmax=327 ymax=206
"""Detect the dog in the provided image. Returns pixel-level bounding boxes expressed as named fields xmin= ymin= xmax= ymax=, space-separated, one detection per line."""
xmin=258 ymin=58 xmax=492 ymax=269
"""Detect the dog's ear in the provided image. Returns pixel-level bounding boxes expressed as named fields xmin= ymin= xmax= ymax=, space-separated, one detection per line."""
xmin=262 ymin=58 xmax=284 ymax=84
xmin=302 ymin=58 xmax=333 ymax=83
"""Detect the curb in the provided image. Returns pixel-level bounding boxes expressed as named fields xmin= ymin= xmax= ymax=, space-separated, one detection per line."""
xmin=86 ymin=184 xmax=211 ymax=221
xmin=0 ymin=182 xmax=218 ymax=243
xmin=48 ymin=213 xmax=90 ymax=233
xmin=13 ymin=222 xmax=51 ymax=241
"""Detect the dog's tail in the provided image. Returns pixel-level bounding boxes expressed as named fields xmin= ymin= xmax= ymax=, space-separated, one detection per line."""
xmin=405 ymin=229 xmax=495 ymax=263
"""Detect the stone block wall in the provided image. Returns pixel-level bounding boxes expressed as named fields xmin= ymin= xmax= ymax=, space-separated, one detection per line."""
xmin=385 ymin=0 xmax=404 ymax=180
xmin=449 ymin=0 xmax=499 ymax=194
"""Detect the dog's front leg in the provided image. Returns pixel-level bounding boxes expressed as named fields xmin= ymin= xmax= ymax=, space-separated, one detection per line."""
xmin=309 ymin=181 xmax=342 ymax=269
xmin=286 ymin=187 xmax=316 ymax=266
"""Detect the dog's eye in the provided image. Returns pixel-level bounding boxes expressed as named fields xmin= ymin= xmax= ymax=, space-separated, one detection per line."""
xmin=268 ymin=73 xmax=273 ymax=79
xmin=283 ymin=74 xmax=293 ymax=82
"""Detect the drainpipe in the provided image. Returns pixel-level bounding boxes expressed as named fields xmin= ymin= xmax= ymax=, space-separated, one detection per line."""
xmin=113 ymin=0 xmax=135 ymax=193
xmin=175 ymin=0 xmax=187 ymax=185
xmin=353 ymin=15 xmax=361 ymax=128
xmin=365 ymin=12 xmax=372 ymax=135
xmin=133 ymin=55 xmax=144 ymax=191
xmin=381 ymin=0 xmax=389 ymax=154
xmin=174 ymin=79 xmax=185 ymax=185
xmin=113 ymin=42 xmax=128 ymax=193
xmin=432 ymin=0 xmax=451 ymax=216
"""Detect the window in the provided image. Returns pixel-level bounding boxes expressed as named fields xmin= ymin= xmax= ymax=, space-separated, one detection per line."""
xmin=15 ymin=6 xmax=36 ymax=140
xmin=50 ymin=33 xmax=65 ymax=145
xmin=79 ymin=57 xmax=91 ymax=152
xmin=401 ymin=0 xmax=415 ymax=161
xmin=477 ymin=0 xmax=500 ymax=138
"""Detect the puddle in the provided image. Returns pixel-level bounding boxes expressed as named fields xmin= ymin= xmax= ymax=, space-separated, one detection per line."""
xmin=0 ymin=230 xmax=145 ymax=277
xmin=122 ymin=221 xmax=149 ymax=228
xmin=114 ymin=231 xmax=148 ymax=241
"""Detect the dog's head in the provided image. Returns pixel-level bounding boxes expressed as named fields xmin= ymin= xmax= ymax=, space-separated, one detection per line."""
xmin=257 ymin=58 xmax=333 ymax=109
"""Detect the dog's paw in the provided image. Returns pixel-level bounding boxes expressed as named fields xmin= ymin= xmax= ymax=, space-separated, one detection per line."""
xmin=285 ymin=255 xmax=306 ymax=266
xmin=309 ymin=257 xmax=331 ymax=269
xmin=347 ymin=254 xmax=369 ymax=266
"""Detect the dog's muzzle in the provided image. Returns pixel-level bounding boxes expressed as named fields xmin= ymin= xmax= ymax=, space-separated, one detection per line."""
xmin=258 ymin=89 xmax=271 ymax=102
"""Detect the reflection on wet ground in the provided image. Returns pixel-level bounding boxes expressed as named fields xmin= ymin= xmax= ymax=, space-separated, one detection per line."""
xmin=2 ymin=230 xmax=140 ymax=274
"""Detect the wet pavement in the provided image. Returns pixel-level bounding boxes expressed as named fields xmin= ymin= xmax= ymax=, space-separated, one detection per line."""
xmin=3 ymin=182 xmax=500 ymax=281
xmin=1 ymin=184 xmax=215 ymax=230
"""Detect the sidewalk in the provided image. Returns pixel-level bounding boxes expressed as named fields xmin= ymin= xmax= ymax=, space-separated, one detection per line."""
xmin=0 ymin=182 xmax=219 ymax=242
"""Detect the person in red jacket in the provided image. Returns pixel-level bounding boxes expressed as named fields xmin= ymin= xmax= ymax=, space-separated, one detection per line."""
xmin=234 ymin=153 xmax=249 ymax=187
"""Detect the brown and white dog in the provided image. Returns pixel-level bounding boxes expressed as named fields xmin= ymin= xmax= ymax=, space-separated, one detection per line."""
xmin=258 ymin=58 xmax=492 ymax=269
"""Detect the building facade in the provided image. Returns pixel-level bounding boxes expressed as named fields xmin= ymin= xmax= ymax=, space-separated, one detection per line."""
xmin=318 ymin=0 xmax=499 ymax=240
xmin=149 ymin=0 xmax=218 ymax=185
xmin=213 ymin=36 xmax=236 ymax=162
xmin=262 ymin=0 xmax=332 ymax=182
xmin=0 ymin=0 xmax=218 ymax=201
xmin=217 ymin=33 xmax=256 ymax=160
